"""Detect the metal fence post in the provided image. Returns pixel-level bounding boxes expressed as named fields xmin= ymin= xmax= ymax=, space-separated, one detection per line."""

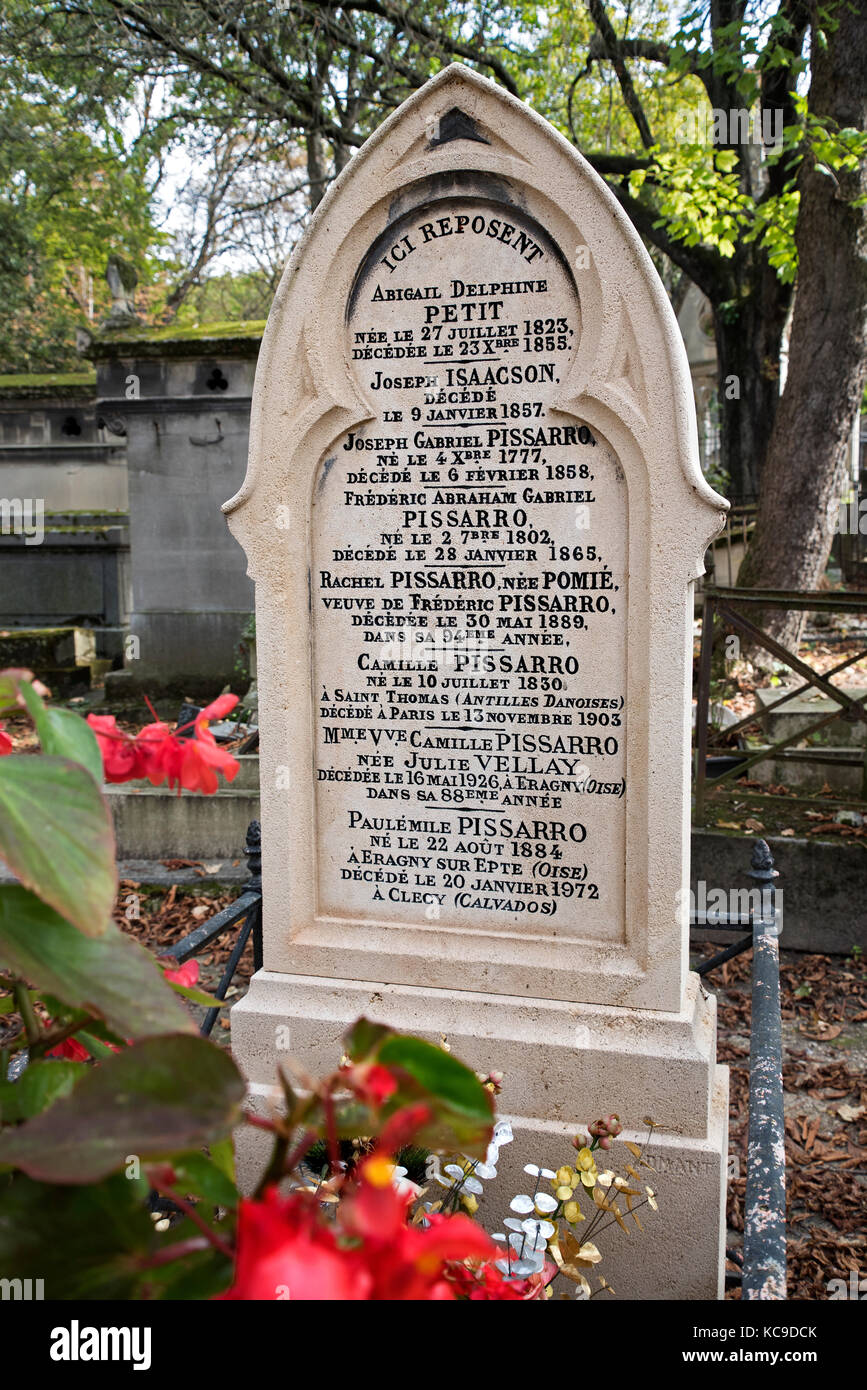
xmin=695 ymin=592 xmax=715 ymax=819
xmin=743 ymin=839 xmax=786 ymax=1299
xmin=244 ymin=818 xmax=263 ymax=972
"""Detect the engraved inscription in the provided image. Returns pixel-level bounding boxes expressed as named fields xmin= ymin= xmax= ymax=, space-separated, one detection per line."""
xmin=312 ymin=197 xmax=628 ymax=940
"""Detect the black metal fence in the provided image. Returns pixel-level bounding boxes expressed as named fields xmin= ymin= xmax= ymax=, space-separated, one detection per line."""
xmin=691 ymin=837 xmax=787 ymax=1299
xmin=163 ymin=819 xmax=263 ymax=1036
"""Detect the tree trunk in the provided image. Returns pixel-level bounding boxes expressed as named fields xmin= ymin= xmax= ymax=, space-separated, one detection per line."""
xmin=306 ymin=128 xmax=327 ymax=212
xmin=737 ymin=0 xmax=867 ymax=654
xmin=714 ymin=259 xmax=791 ymax=502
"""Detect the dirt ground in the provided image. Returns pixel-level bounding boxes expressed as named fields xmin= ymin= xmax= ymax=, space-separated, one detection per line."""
xmin=691 ymin=940 xmax=867 ymax=1300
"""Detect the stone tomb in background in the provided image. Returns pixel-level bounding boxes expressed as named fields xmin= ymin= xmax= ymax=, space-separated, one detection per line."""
xmin=226 ymin=65 xmax=730 ymax=1299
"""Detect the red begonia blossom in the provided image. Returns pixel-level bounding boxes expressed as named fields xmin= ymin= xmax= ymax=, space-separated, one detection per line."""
xmin=162 ymin=959 xmax=200 ymax=988
xmin=339 ymin=1060 xmax=398 ymax=1108
xmin=220 ymin=1145 xmax=505 ymax=1301
xmin=87 ymin=694 xmax=240 ymax=794
xmin=46 ymin=1036 xmax=90 ymax=1062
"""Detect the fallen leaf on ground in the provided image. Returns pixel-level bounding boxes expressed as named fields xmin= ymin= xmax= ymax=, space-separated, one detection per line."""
xmin=799 ymin=1021 xmax=843 ymax=1040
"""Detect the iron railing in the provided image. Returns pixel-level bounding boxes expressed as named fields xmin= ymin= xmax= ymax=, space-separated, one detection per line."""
xmin=691 ymin=837 xmax=787 ymax=1299
xmin=163 ymin=819 xmax=263 ymax=1037
xmin=695 ymin=586 xmax=867 ymax=818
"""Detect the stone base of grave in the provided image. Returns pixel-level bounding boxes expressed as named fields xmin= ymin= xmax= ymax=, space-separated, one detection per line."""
xmin=231 ymin=969 xmax=728 ymax=1301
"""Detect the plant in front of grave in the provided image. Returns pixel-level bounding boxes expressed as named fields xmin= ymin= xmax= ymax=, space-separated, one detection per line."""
xmin=0 ymin=673 xmax=649 ymax=1299
xmin=0 ymin=667 xmax=249 ymax=1296
xmin=0 ymin=683 xmax=537 ymax=1299
xmin=427 ymin=1111 xmax=659 ymax=1298
xmin=216 ymin=1020 xmax=551 ymax=1301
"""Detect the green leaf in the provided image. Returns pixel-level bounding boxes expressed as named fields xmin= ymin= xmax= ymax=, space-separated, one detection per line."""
xmin=341 ymin=1017 xmax=494 ymax=1156
xmin=343 ymin=1017 xmax=392 ymax=1061
xmin=379 ymin=1034 xmax=494 ymax=1155
xmin=0 ymin=1171 xmax=157 ymax=1299
xmin=19 ymin=683 xmax=103 ymax=785
xmin=208 ymin=1136 xmax=237 ymax=1186
xmin=145 ymin=1244 xmax=233 ymax=1301
xmin=0 ymin=1060 xmax=86 ymax=1122
xmin=0 ymin=1034 xmax=245 ymax=1183
xmin=166 ymin=979 xmax=228 ymax=1008
xmin=0 ymin=671 xmax=24 ymax=716
xmin=0 ymin=991 xmax=36 ymax=1015
xmin=76 ymin=1030 xmax=119 ymax=1059
xmin=0 ymin=886 xmax=193 ymax=1040
xmin=0 ymin=1168 xmax=231 ymax=1299
xmin=170 ymin=1149 xmax=239 ymax=1207
xmin=0 ymin=756 xmax=116 ymax=936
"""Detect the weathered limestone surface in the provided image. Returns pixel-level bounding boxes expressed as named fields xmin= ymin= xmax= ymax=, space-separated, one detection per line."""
xmin=226 ymin=65 xmax=729 ymax=1299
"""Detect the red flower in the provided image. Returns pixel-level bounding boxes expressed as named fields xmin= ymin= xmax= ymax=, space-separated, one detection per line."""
xmin=197 ymin=694 xmax=239 ymax=725
xmin=221 ymin=1189 xmax=371 ymax=1301
xmin=221 ymin=1153 xmax=503 ymax=1301
xmin=46 ymin=1037 xmax=90 ymax=1062
xmin=163 ymin=959 xmax=200 ymax=988
xmin=445 ymin=1261 xmax=551 ymax=1300
xmin=176 ymin=729 xmax=239 ymax=795
xmin=342 ymin=1156 xmax=500 ymax=1300
xmin=87 ymin=695 xmax=240 ymax=795
xmin=339 ymin=1061 xmax=398 ymax=1108
xmin=87 ymin=714 xmax=144 ymax=781
xmin=0 ymin=724 xmax=12 ymax=755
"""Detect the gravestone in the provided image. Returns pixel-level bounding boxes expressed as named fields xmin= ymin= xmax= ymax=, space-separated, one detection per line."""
xmin=226 ymin=65 xmax=730 ymax=1299
xmin=89 ymin=323 xmax=260 ymax=695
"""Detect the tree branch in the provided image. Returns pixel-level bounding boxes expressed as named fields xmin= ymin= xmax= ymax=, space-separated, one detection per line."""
xmin=587 ymin=0 xmax=655 ymax=148
xmin=600 ymin=177 xmax=732 ymax=301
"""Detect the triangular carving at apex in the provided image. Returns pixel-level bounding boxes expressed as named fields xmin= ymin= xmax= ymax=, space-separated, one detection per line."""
xmin=427 ymin=106 xmax=490 ymax=147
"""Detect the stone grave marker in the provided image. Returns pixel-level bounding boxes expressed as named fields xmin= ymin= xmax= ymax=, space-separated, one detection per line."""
xmin=226 ymin=65 xmax=730 ymax=1299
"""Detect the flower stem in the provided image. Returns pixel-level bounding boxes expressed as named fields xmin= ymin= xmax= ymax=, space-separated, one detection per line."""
xmin=13 ymin=982 xmax=40 ymax=1046
xmin=253 ymin=1130 xmax=290 ymax=1200
xmin=137 ymin=1236 xmax=212 ymax=1270
xmin=30 ymin=1013 xmax=101 ymax=1060
xmin=152 ymin=1184 xmax=234 ymax=1259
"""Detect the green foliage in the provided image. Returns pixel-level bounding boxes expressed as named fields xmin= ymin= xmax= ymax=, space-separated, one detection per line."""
xmin=0 ymin=1172 xmax=159 ymax=1299
xmin=343 ymin=1016 xmax=495 ymax=1155
xmin=0 ymin=754 xmax=116 ymax=936
xmin=18 ymin=678 xmax=103 ymax=784
xmin=0 ymin=1059 xmax=86 ymax=1123
xmin=0 ymin=886 xmax=193 ymax=1039
xmin=0 ymin=35 xmax=166 ymax=371
xmin=0 ymin=1035 xmax=245 ymax=1182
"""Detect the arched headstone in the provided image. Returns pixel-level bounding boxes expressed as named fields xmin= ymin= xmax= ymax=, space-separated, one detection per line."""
xmin=226 ymin=65 xmax=729 ymax=1299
